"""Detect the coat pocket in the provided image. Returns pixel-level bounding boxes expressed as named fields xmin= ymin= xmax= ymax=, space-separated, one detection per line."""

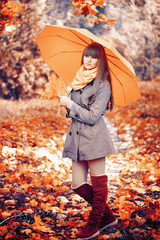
xmin=89 ymin=122 xmax=99 ymax=138
xmin=78 ymin=123 xmax=93 ymax=141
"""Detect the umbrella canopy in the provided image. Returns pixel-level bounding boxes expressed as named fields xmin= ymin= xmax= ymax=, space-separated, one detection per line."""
xmin=36 ymin=25 xmax=141 ymax=106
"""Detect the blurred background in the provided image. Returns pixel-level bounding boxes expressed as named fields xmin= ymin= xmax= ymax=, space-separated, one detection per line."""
xmin=0 ymin=0 xmax=159 ymax=100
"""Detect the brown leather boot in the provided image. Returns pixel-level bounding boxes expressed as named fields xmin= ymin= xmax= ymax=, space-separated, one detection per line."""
xmin=98 ymin=205 xmax=117 ymax=231
xmin=76 ymin=175 xmax=108 ymax=239
xmin=72 ymin=183 xmax=93 ymax=205
xmin=72 ymin=178 xmax=117 ymax=232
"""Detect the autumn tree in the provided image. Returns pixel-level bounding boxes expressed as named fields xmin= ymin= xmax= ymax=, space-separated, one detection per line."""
xmin=72 ymin=0 xmax=115 ymax=25
xmin=0 ymin=0 xmax=50 ymax=99
xmin=0 ymin=0 xmax=24 ymax=33
xmin=0 ymin=0 xmax=115 ymax=100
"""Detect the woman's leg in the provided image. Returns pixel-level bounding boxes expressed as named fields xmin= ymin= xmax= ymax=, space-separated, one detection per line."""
xmin=88 ymin=157 xmax=106 ymax=176
xmin=72 ymin=157 xmax=105 ymax=188
xmin=76 ymin=157 xmax=117 ymax=239
xmin=76 ymin=158 xmax=107 ymax=239
xmin=72 ymin=160 xmax=94 ymax=207
xmin=72 ymin=160 xmax=88 ymax=188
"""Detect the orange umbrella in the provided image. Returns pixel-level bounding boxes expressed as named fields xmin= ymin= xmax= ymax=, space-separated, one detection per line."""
xmin=36 ymin=25 xmax=141 ymax=106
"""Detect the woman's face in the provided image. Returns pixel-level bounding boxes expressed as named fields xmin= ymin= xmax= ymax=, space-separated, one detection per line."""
xmin=83 ymin=55 xmax=98 ymax=70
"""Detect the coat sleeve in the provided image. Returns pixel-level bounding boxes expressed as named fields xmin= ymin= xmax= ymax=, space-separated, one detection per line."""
xmin=69 ymin=80 xmax=111 ymax=125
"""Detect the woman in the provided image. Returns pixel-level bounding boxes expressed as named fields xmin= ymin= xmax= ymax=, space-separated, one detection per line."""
xmin=59 ymin=42 xmax=117 ymax=239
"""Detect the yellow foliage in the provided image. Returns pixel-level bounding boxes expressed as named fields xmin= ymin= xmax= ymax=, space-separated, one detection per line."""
xmin=38 ymin=73 xmax=67 ymax=100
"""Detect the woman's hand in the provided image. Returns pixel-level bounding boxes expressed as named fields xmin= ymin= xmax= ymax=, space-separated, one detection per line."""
xmin=59 ymin=96 xmax=71 ymax=107
xmin=66 ymin=86 xmax=72 ymax=96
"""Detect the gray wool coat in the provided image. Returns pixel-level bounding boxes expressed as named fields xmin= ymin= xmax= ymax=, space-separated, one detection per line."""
xmin=62 ymin=79 xmax=116 ymax=162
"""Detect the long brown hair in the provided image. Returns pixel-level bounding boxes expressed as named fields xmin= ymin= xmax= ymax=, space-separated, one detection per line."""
xmin=81 ymin=42 xmax=114 ymax=110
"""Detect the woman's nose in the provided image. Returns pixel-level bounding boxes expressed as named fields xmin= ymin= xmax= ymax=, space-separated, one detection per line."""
xmin=88 ymin=56 xmax=92 ymax=61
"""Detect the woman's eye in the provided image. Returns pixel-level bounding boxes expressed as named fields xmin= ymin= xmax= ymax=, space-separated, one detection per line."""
xmin=84 ymin=55 xmax=97 ymax=59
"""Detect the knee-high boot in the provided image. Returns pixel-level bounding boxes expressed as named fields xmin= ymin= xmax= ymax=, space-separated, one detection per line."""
xmin=76 ymin=175 xmax=113 ymax=239
xmin=72 ymin=177 xmax=117 ymax=232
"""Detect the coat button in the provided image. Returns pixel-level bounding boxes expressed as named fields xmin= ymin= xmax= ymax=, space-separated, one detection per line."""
xmin=75 ymin=114 xmax=78 ymax=118
xmin=77 ymin=131 xmax=78 ymax=135
xmin=69 ymin=132 xmax=72 ymax=136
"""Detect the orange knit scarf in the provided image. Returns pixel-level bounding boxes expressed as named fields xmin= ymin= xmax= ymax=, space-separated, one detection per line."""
xmin=72 ymin=64 xmax=97 ymax=90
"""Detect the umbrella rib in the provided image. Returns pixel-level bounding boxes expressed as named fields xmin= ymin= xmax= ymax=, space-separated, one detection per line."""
xmin=109 ymin=68 xmax=126 ymax=104
xmin=107 ymin=54 xmax=119 ymax=59
xmin=69 ymin=29 xmax=92 ymax=45
xmin=109 ymin=58 xmax=139 ymax=92
xmin=39 ymin=34 xmax=87 ymax=48
xmin=107 ymin=58 xmax=134 ymax=79
xmin=46 ymin=50 xmax=83 ymax=60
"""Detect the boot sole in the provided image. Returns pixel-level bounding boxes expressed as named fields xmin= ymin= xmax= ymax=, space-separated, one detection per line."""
xmin=99 ymin=219 xmax=118 ymax=231
xmin=77 ymin=230 xmax=99 ymax=240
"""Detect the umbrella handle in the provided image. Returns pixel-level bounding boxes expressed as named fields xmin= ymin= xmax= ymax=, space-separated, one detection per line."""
xmin=66 ymin=86 xmax=73 ymax=97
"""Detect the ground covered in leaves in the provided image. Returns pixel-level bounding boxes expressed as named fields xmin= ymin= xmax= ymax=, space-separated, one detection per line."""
xmin=0 ymin=80 xmax=159 ymax=240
